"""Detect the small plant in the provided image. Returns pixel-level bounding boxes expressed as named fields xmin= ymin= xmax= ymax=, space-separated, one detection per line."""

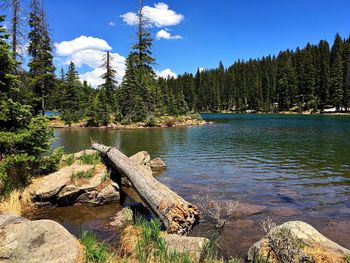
xmin=79 ymin=152 xmax=101 ymax=166
xmin=63 ymin=154 xmax=75 ymax=166
xmin=194 ymin=187 xmax=239 ymax=230
xmin=100 ymin=170 xmax=111 ymax=181
xmin=259 ymin=218 xmax=305 ymax=263
xmin=200 ymin=237 xmax=219 ymax=262
xmin=133 ymin=216 xmax=198 ymax=263
xmin=80 ymin=230 xmax=114 ymax=262
xmin=344 ymin=254 xmax=350 ymax=263
xmin=71 ymin=169 xmax=94 ymax=180
xmin=228 ymin=257 xmax=243 ymax=263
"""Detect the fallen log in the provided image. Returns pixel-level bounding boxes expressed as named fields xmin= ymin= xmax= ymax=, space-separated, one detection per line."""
xmin=91 ymin=142 xmax=200 ymax=235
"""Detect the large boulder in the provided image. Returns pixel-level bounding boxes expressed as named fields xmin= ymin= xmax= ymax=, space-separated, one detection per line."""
xmin=247 ymin=221 xmax=350 ymax=263
xmin=29 ymin=163 xmax=119 ymax=206
xmin=129 ymin=151 xmax=153 ymax=176
xmin=29 ymin=164 xmax=94 ymax=201
xmin=0 ymin=214 xmax=83 ymax=263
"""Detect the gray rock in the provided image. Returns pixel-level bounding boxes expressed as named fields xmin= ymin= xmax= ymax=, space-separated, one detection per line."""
xmin=164 ymin=235 xmax=209 ymax=262
xmin=129 ymin=151 xmax=153 ymax=176
xmin=150 ymin=157 xmax=167 ymax=173
xmin=0 ymin=214 xmax=82 ymax=263
xmin=95 ymin=184 xmax=120 ymax=205
xmin=30 ymin=164 xmax=94 ymax=201
xmin=247 ymin=221 xmax=350 ymax=262
xmin=109 ymin=207 xmax=134 ymax=228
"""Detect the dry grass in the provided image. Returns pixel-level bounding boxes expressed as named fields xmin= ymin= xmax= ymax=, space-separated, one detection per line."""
xmin=118 ymin=225 xmax=142 ymax=259
xmin=0 ymin=188 xmax=33 ymax=216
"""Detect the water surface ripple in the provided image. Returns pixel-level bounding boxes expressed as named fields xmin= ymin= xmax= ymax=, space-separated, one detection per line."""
xmin=50 ymin=114 xmax=350 ymax=257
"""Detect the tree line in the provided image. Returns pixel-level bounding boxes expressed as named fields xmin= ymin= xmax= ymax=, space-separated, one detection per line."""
xmin=161 ymin=34 xmax=350 ymax=113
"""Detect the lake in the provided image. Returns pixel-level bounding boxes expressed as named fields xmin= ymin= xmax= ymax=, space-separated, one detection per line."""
xmin=43 ymin=114 xmax=350 ymax=258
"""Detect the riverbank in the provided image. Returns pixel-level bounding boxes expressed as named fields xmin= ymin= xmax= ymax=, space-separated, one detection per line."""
xmin=49 ymin=114 xmax=210 ymax=129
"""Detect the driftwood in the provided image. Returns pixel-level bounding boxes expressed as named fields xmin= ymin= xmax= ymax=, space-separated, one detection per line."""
xmin=91 ymin=142 xmax=200 ymax=235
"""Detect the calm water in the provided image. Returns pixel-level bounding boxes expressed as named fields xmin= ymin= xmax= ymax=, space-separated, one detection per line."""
xmin=46 ymin=114 xmax=350 ymax=257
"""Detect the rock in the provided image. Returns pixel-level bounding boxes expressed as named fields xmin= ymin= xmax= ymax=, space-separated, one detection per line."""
xmin=150 ymin=157 xmax=167 ymax=173
xmin=164 ymin=235 xmax=209 ymax=262
xmin=236 ymin=202 xmax=267 ymax=216
xmin=109 ymin=207 xmax=134 ymax=228
xmin=0 ymin=214 xmax=82 ymax=263
xmin=29 ymin=163 xmax=120 ymax=206
xmin=247 ymin=221 xmax=350 ymax=263
xmin=129 ymin=151 xmax=151 ymax=166
xmin=95 ymin=184 xmax=120 ymax=205
xmin=30 ymin=164 xmax=94 ymax=201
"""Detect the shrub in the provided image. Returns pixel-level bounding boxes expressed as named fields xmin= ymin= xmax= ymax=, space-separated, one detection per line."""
xmin=0 ymin=154 xmax=34 ymax=196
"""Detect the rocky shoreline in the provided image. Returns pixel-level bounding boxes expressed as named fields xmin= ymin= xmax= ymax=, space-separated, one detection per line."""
xmin=49 ymin=115 xmax=210 ymax=129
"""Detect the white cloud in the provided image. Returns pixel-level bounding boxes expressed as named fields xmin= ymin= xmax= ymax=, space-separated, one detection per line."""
xmin=74 ymin=50 xmax=126 ymax=87
xmin=156 ymin=29 xmax=182 ymax=40
xmin=55 ymin=35 xmax=125 ymax=88
xmin=121 ymin=2 xmax=184 ymax=27
xmin=121 ymin=12 xmax=138 ymax=26
xmin=156 ymin=68 xmax=177 ymax=79
xmin=199 ymin=67 xmax=205 ymax=72
xmin=109 ymin=21 xmax=115 ymax=26
xmin=54 ymin=36 xmax=112 ymax=56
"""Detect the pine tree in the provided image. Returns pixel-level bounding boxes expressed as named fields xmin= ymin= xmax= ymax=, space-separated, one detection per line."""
xmin=99 ymin=51 xmax=118 ymax=112
xmin=343 ymin=38 xmax=350 ymax=111
xmin=0 ymin=14 xmax=17 ymax=96
xmin=118 ymin=0 xmax=162 ymax=122
xmin=60 ymin=62 xmax=82 ymax=124
xmin=318 ymin=40 xmax=331 ymax=109
xmin=28 ymin=0 xmax=55 ymax=115
xmin=330 ymin=34 xmax=344 ymax=110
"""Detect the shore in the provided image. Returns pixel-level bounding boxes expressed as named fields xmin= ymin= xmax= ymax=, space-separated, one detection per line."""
xmin=49 ymin=114 xmax=210 ymax=129
xmin=203 ymin=110 xmax=350 ymax=116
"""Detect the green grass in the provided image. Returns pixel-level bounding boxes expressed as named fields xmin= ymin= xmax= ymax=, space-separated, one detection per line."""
xmin=134 ymin=216 xmax=194 ymax=263
xmin=63 ymin=154 xmax=75 ymax=166
xmin=344 ymin=254 xmax=350 ymax=263
xmin=71 ymin=169 xmax=94 ymax=180
xmin=80 ymin=230 xmax=114 ymax=263
xmin=79 ymin=152 xmax=101 ymax=166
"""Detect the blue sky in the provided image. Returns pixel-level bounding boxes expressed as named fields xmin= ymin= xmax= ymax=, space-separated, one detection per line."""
xmin=13 ymin=0 xmax=350 ymax=86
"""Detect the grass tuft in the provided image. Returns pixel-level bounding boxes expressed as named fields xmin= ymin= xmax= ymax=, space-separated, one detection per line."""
xmin=80 ymin=229 xmax=114 ymax=263
xmin=80 ymin=152 xmax=101 ymax=166
xmin=71 ymin=169 xmax=95 ymax=180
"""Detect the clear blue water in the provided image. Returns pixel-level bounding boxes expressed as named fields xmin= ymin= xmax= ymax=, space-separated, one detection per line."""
xmin=50 ymin=114 xmax=350 ymax=257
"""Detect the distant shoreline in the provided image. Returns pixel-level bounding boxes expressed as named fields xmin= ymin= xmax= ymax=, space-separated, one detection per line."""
xmin=49 ymin=114 xmax=211 ymax=129
xmin=201 ymin=111 xmax=350 ymax=116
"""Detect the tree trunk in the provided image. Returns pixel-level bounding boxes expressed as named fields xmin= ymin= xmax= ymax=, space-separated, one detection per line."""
xmin=91 ymin=142 xmax=200 ymax=235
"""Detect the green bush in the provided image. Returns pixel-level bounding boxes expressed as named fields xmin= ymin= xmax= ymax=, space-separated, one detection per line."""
xmin=0 ymin=154 xmax=34 ymax=196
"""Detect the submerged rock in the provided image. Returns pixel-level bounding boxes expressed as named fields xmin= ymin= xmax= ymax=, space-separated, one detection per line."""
xmin=0 ymin=214 xmax=83 ymax=263
xmin=247 ymin=220 xmax=350 ymax=263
